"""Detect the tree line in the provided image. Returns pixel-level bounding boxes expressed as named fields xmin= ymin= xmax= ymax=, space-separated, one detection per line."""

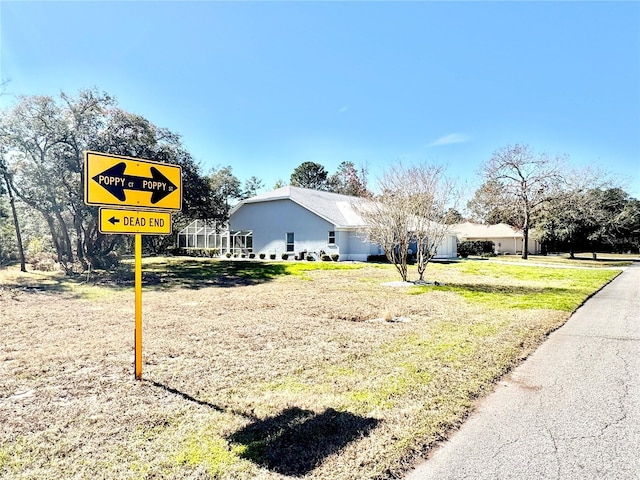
xmin=0 ymin=89 xmax=371 ymax=272
xmin=467 ymin=144 xmax=639 ymax=258
xmin=1 ymin=88 xmax=638 ymax=275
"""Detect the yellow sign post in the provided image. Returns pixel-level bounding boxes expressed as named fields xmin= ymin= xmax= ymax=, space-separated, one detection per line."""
xmin=135 ymin=234 xmax=143 ymax=380
xmin=84 ymin=151 xmax=182 ymax=381
xmin=84 ymin=151 xmax=182 ymax=211
xmin=99 ymin=208 xmax=172 ymax=235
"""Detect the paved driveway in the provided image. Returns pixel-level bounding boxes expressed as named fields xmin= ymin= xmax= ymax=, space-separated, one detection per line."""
xmin=406 ymin=263 xmax=640 ymax=480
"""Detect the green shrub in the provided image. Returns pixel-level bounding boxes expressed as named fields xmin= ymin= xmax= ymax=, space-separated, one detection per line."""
xmin=458 ymin=240 xmax=494 ymax=258
xmin=281 ymin=253 xmax=289 ymax=260
xmin=306 ymin=254 xmax=315 ymax=261
xmin=321 ymin=254 xmax=331 ymax=261
xmin=331 ymin=253 xmax=340 ymax=262
xmin=269 ymin=253 xmax=276 ymax=260
xmin=259 ymin=253 xmax=266 ymax=259
xmin=225 ymin=252 xmax=232 ymax=258
xmin=249 ymin=253 xmax=256 ymax=259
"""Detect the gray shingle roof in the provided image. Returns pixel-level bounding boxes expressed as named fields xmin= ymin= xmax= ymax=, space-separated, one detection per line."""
xmin=232 ymin=186 xmax=368 ymax=228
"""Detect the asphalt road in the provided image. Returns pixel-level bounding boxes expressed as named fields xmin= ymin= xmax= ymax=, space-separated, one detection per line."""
xmin=405 ymin=263 xmax=640 ymax=480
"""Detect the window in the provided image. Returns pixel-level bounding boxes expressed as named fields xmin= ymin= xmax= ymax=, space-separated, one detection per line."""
xmin=286 ymin=232 xmax=294 ymax=252
xmin=328 ymin=231 xmax=336 ymax=244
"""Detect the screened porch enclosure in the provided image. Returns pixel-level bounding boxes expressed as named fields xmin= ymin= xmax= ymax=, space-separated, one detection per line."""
xmin=177 ymin=220 xmax=253 ymax=255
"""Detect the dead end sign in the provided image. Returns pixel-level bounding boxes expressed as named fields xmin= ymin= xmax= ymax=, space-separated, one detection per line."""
xmin=99 ymin=208 xmax=172 ymax=235
xmin=84 ymin=151 xmax=182 ymax=211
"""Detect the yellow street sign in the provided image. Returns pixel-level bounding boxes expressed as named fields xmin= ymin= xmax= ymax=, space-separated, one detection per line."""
xmin=84 ymin=151 xmax=182 ymax=210
xmin=99 ymin=208 xmax=172 ymax=235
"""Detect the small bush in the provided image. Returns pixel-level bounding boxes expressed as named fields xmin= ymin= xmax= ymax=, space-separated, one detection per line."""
xmin=306 ymin=254 xmax=315 ymax=261
xmin=249 ymin=253 xmax=256 ymax=259
xmin=259 ymin=253 xmax=266 ymax=259
xmin=225 ymin=252 xmax=232 ymax=258
xmin=321 ymin=254 xmax=331 ymax=262
xmin=367 ymin=254 xmax=388 ymax=263
xmin=30 ymin=253 xmax=58 ymax=272
xmin=458 ymin=240 xmax=495 ymax=258
xmin=269 ymin=253 xmax=276 ymax=260
xmin=281 ymin=253 xmax=289 ymax=260
xmin=331 ymin=253 xmax=340 ymax=262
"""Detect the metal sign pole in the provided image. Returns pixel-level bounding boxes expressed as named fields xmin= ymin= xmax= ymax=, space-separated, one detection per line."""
xmin=134 ymin=233 xmax=143 ymax=380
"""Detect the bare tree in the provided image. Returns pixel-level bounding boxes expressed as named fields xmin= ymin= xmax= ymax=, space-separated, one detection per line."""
xmin=482 ymin=144 xmax=564 ymax=259
xmin=357 ymin=163 xmax=459 ymax=282
xmin=406 ymin=165 xmax=459 ymax=281
xmin=0 ymin=149 xmax=27 ymax=272
xmin=0 ymin=83 xmax=27 ymax=271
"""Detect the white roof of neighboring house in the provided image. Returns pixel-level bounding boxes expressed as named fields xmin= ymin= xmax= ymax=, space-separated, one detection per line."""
xmin=231 ymin=186 xmax=369 ymax=228
xmin=452 ymin=222 xmax=524 ymax=239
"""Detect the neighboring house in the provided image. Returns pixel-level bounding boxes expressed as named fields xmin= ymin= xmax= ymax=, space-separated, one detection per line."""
xmin=229 ymin=186 xmax=457 ymax=261
xmin=452 ymin=222 xmax=541 ymax=255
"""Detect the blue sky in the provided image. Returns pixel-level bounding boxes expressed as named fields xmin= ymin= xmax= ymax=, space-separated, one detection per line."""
xmin=1 ymin=1 xmax=639 ymax=199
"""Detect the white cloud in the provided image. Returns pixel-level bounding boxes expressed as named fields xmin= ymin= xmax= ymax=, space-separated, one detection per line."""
xmin=428 ymin=133 xmax=471 ymax=147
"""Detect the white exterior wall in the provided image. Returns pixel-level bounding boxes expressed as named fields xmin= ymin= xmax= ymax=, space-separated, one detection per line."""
xmin=408 ymin=235 xmax=458 ymax=259
xmin=230 ymin=199 xmax=334 ymax=256
xmin=335 ymin=229 xmax=383 ymax=261
xmin=435 ymin=235 xmax=458 ymax=258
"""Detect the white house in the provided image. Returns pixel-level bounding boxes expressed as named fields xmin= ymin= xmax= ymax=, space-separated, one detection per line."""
xmin=452 ymin=222 xmax=541 ymax=255
xmin=229 ymin=186 xmax=457 ymax=261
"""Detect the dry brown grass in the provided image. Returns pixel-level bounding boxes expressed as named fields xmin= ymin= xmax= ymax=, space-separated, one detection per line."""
xmin=0 ymin=259 xmax=619 ymax=479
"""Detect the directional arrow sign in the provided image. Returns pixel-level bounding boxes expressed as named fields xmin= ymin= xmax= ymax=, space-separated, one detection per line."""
xmin=84 ymin=151 xmax=182 ymax=210
xmin=99 ymin=208 xmax=172 ymax=235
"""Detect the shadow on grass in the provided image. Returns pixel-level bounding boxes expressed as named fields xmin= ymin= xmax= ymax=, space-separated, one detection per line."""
xmin=147 ymin=380 xmax=229 ymax=414
xmin=228 ymin=407 xmax=380 ymax=477
xmin=411 ymin=282 xmax=563 ymax=295
xmin=2 ymin=260 xmax=291 ymax=295
xmin=138 ymin=260 xmax=291 ymax=290
xmin=147 ymin=380 xmax=379 ymax=476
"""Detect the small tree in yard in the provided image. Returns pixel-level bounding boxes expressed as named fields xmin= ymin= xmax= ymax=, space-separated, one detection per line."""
xmin=358 ymin=187 xmax=413 ymax=282
xmin=357 ymin=163 xmax=459 ymax=283
xmin=407 ymin=165 xmax=459 ymax=281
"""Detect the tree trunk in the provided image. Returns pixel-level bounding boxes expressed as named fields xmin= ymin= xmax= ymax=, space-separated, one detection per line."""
xmin=386 ymin=246 xmax=408 ymax=282
xmin=3 ymin=172 xmax=26 ymax=272
xmin=43 ymin=214 xmax=64 ymax=263
xmin=521 ymin=209 xmax=530 ymax=260
xmin=53 ymin=208 xmax=74 ymax=264
xmin=74 ymin=214 xmax=88 ymax=270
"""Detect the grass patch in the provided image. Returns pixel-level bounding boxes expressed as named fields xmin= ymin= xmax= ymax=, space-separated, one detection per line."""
xmin=0 ymin=257 xmax=621 ymax=479
xmin=174 ymin=435 xmax=246 ymax=477
xmin=410 ymin=262 xmax=620 ymax=311
xmin=484 ymin=253 xmax=635 ymax=268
